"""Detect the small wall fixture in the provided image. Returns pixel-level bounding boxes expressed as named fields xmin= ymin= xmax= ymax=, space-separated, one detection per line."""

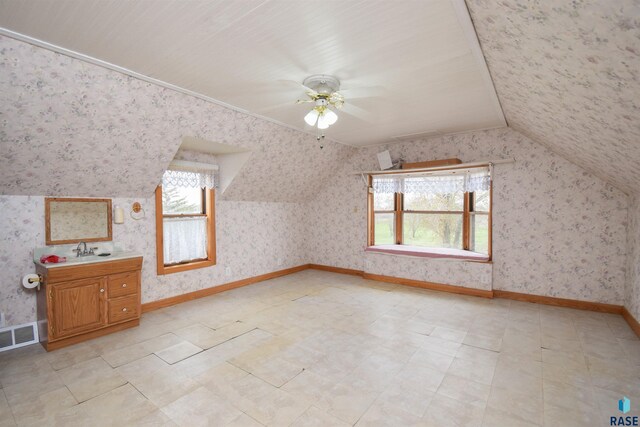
xmin=114 ymin=206 xmax=125 ymax=224
xmin=130 ymin=202 xmax=145 ymax=221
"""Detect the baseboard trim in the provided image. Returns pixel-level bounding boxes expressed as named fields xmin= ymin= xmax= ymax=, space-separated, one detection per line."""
xmin=141 ymin=265 xmax=308 ymax=313
xmin=493 ymin=290 xmax=623 ymax=314
xmin=622 ymin=307 xmax=640 ymax=337
xmin=307 ymin=264 xmax=364 ymax=276
xmin=139 ymin=262 xmax=639 ymax=339
xmin=362 ymin=272 xmax=494 ymax=299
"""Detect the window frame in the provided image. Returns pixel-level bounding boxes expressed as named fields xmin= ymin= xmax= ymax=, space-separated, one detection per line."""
xmin=155 ymin=185 xmax=216 ymax=275
xmin=367 ymin=167 xmax=492 ymax=260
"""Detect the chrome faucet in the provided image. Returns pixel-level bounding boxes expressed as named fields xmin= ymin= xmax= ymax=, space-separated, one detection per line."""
xmin=73 ymin=242 xmax=96 ymax=257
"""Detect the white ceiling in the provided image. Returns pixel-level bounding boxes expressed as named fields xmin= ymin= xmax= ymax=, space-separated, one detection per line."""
xmin=0 ymin=0 xmax=506 ymax=147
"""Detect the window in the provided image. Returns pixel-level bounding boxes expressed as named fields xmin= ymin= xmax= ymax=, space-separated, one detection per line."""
xmin=155 ymin=169 xmax=216 ymax=275
xmin=373 ymin=192 xmax=396 ymax=245
xmin=469 ymin=189 xmax=490 ymax=254
xmin=367 ymin=166 xmax=492 ymax=259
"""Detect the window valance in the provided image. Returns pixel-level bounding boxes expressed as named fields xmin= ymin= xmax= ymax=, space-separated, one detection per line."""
xmin=162 ymin=160 xmax=218 ymax=189
xmin=372 ymin=166 xmax=491 ymax=195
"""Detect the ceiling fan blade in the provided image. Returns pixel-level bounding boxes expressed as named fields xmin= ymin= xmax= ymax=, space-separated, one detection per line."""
xmin=338 ymin=85 xmax=386 ymax=100
xmin=276 ymin=79 xmax=318 ymax=97
xmin=339 ymin=102 xmax=374 ymax=122
xmin=328 ymin=92 xmax=344 ymax=105
xmin=255 ymin=100 xmax=305 ymax=114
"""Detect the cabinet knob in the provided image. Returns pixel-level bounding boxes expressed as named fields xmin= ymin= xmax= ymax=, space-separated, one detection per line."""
xmin=122 ymin=283 xmax=127 ymax=288
xmin=122 ymin=308 xmax=127 ymax=312
xmin=100 ymin=289 xmax=105 ymax=293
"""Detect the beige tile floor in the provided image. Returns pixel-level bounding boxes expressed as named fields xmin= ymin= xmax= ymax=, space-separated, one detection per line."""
xmin=1 ymin=270 xmax=639 ymax=427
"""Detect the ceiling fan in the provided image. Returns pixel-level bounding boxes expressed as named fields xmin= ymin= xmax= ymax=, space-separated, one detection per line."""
xmin=257 ymin=74 xmax=382 ymax=142
xmin=296 ymin=75 xmax=344 ymax=131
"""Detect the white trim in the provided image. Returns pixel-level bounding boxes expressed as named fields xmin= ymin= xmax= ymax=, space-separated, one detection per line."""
xmin=168 ymin=160 xmax=219 ymax=172
xmin=0 ymin=27 xmax=351 ymax=147
xmin=450 ymin=0 xmax=507 ymax=127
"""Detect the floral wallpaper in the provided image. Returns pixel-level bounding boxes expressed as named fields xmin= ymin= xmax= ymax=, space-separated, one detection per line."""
xmin=0 ymin=29 xmax=637 ymax=328
xmin=0 ymin=194 xmax=307 ymax=326
xmin=627 ymin=196 xmax=640 ymax=321
xmin=0 ymin=196 xmax=44 ymax=326
xmin=113 ymin=196 xmax=307 ymax=305
xmin=0 ymin=35 xmax=339 ymax=327
xmin=304 ymin=128 xmax=629 ymax=305
xmin=364 ymin=253 xmax=493 ymax=291
xmin=466 ymin=0 xmax=640 ymax=194
xmin=0 ymin=35 xmax=352 ymax=202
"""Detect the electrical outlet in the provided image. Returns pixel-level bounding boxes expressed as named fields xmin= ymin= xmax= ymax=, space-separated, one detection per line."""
xmin=224 ymin=266 xmax=232 ymax=277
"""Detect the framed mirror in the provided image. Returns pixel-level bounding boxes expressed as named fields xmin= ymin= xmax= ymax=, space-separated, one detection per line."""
xmin=45 ymin=198 xmax=112 ymax=245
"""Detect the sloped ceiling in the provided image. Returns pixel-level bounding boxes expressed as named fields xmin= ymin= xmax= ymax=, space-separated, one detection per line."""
xmin=466 ymin=0 xmax=640 ymax=194
xmin=0 ymin=0 xmax=506 ymax=146
xmin=0 ymin=36 xmax=352 ymax=202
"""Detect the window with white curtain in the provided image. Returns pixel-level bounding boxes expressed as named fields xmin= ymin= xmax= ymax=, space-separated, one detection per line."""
xmin=156 ymin=166 xmax=217 ymax=274
xmin=162 ymin=184 xmax=207 ymax=265
xmin=368 ymin=165 xmax=492 ymax=257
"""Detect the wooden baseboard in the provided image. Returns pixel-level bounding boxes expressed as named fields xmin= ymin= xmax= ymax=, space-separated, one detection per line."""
xmin=622 ymin=307 xmax=640 ymax=338
xmin=493 ymin=290 xmax=623 ymax=314
xmin=307 ymin=264 xmax=364 ymax=276
xmin=43 ymin=319 xmax=139 ymax=351
xmin=141 ymin=265 xmax=308 ymax=313
xmin=362 ymin=272 xmax=494 ymax=298
xmin=138 ymin=262 xmax=640 ymax=339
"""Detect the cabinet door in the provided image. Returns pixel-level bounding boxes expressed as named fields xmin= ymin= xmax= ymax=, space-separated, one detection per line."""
xmin=50 ymin=277 xmax=107 ymax=339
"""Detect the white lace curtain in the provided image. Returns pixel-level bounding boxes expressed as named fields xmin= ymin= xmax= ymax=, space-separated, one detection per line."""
xmin=163 ymin=216 xmax=207 ymax=264
xmin=372 ymin=167 xmax=491 ymax=195
xmin=162 ymin=169 xmax=216 ymax=189
xmin=161 ymin=161 xmax=215 ymax=265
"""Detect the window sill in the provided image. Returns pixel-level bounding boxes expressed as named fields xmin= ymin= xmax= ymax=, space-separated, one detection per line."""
xmin=158 ymin=259 xmax=216 ymax=275
xmin=365 ymin=245 xmax=490 ymax=262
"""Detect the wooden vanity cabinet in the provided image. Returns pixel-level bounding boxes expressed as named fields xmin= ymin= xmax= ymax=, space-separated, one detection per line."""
xmin=49 ymin=276 xmax=108 ymax=339
xmin=36 ymin=257 xmax=142 ymax=351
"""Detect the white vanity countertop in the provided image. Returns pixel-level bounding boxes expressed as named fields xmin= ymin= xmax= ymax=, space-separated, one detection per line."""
xmin=34 ymin=242 xmax=143 ymax=269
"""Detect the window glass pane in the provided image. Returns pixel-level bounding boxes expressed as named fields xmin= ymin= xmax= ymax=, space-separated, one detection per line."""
xmin=404 ymin=192 xmax=464 ymax=211
xmin=162 ymin=185 xmax=203 ymax=214
xmin=473 ymin=190 xmax=490 ymax=212
xmin=374 ymin=193 xmax=394 ymax=211
xmin=402 ymin=213 xmax=463 ymax=248
xmin=471 ymin=214 xmax=489 ymax=254
xmin=163 ymin=216 xmax=208 ymax=264
xmin=374 ymin=213 xmax=395 ymax=245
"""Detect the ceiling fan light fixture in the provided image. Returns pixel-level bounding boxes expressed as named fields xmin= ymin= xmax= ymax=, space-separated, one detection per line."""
xmin=324 ymin=109 xmax=338 ymax=125
xmin=317 ymin=113 xmax=331 ymax=129
xmin=299 ymin=75 xmax=343 ymax=134
xmin=304 ymin=109 xmax=319 ymax=126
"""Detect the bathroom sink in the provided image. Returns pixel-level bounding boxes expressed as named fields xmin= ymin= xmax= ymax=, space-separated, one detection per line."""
xmin=36 ymin=250 xmax=142 ymax=268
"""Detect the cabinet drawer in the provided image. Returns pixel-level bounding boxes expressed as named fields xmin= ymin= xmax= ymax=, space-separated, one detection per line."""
xmin=108 ymin=271 xmax=138 ymax=298
xmin=108 ymin=295 xmax=139 ymax=323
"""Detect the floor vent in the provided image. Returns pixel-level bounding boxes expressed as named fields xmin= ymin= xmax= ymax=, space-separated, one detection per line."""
xmin=0 ymin=322 xmax=39 ymax=352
